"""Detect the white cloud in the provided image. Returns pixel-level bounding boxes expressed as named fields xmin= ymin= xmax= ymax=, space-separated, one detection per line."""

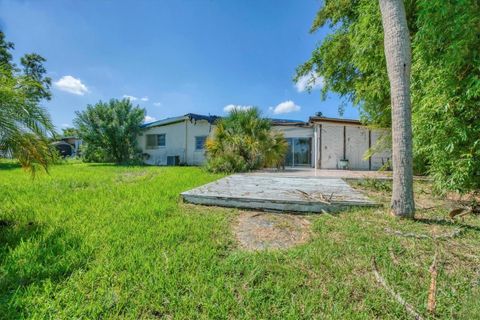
xmin=269 ymin=100 xmax=301 ymax=114
xmin=54 ymin=75 xmax=89 ymax=95
xmin=144 ymin=115 xmax=157 ymax=123
xmin=153 ymin=102 xmax=162 ymax=107
xmin=123 ymin=95 xmax=138 ymax=101
xmin=223 ymin=104 xmax=253 ymax=113
xmin=141 ymin=96 xmax=149 ymax=102
xmin=295 ymin=71 xmax=324 ymax=92
xmin=61 ymin=123 xmax=71 ymax=128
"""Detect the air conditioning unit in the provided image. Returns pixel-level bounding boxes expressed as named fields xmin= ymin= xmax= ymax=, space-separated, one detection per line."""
xmin=167 ymin=155 xmax=180 ymax=166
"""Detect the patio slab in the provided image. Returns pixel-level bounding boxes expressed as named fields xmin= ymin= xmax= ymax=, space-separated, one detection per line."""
xmin=181 ymin=174 xmax=379 ymax=213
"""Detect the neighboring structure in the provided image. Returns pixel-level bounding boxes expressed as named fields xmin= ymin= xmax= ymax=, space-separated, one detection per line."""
xmin=52 ymin=136 xmax=83 ymax=157
xmin=138 ymin=113 xmax=391 ymax=170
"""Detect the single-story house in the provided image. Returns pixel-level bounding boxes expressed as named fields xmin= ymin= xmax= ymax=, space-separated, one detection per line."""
xmin=138 ymin=113 xmax=390 ymax=170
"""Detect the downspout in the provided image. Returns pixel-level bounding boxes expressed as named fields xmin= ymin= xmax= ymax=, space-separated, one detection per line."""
xmin=368 ymin=129 xmax=372 ymax=171
xmin=184 ymin=119 xmax=188 ymax=165
xmin=319 ymin=124 xmax=322 ymax=169
xmin=314 ymin=126 xmax=318 ymax=172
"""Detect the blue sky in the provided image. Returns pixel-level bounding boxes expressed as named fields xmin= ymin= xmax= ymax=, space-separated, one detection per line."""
xmin=0 ymin=0 xmax=358 ymax=130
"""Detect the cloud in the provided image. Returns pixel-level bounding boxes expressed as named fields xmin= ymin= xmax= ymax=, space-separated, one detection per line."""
xmin=61 ymin=123 xmax=71 ymax=128
xmin=144 ymin=115 xmax=157 ymax=123
xmin=54 ymin=75 xmax=89 ymax=95
xmin=141 ymin=96 xmax=149 ymax=102
xmin=269 ymin=100 xmax=301 ymax=114
xmin=123 ymin=95 xmax=138 ymax=101
xmin=153 ymin=102 xmax=162 ymax=107
xmin=223 ymin=104 xmax=253 ymax=113
xmin=295 ymin=71 xmax=324 ymax=92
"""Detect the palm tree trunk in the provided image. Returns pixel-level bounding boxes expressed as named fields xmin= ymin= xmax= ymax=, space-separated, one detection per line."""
xmin=379 ymin=0 xmax=415 ymax=218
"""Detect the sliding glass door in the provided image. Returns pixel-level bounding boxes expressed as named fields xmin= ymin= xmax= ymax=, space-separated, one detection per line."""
xmin=285 ymin=137 xmax=312 ymax=167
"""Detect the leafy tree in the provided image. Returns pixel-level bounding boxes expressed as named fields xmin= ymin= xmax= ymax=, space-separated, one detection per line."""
xmin=379 ymin=0 xmax=415 ymax=217
xmin=205 ymin=108 xmax=288 ymax=173
xmin=296 ymin=0 xmax=480 ymax=193
xmin=0 ymin=31 xmax=56 ymax=173
xmin=61 ymin=127 xmax=79 ymax=137
xmin=74 ymin=99 xmax=145 ymax=163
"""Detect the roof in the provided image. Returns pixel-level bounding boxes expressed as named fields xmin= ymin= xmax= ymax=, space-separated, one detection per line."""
xmin=309 ymin=116 xmax=362 ymax=125
xmin=141 ymin=113 xmax=220 ymax=129
xmin=140 ymin=112 xmax=363 ymax=129
xmin=268 ymin=118 xmax=308 ymax=126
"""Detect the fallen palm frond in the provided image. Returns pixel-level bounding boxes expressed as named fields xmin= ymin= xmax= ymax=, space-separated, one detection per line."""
xmin=449 ymin=204 xmax=480 ymax=220
xmin=296 ymin=189 xmax=333 ymax=204
xmin=371 ymin=257 xmax=424 ymax=320
xmin=427 ymin=251 xmax=439 ymax=315
xmin=384 ymin=227 xmax=463 ymax=240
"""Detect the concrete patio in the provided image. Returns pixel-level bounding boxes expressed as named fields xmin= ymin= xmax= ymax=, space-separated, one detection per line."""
xmin=181 ymin=171 xmax=380 ymax=213
xmin=252 ymin=167 xmax=393 ymax=179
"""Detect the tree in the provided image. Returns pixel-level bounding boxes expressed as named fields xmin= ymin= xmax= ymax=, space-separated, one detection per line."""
xmin=74 ymin=99 xmax=145 ymax=163
xmin=205 ymin=108 xmax=288 ymax=173
xmin=0 ymin=31 xmax=56 ymax=173
xmin=61 ymin=127 xmax=79 ymax=137
xmin=296 ymin=0 xmax=480 ymax=194
xmin=378 ymin=0 xmax=415 ymax=217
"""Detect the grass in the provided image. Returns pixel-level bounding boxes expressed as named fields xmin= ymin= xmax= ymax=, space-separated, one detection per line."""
xmin=0 ymin=162 xmax=479 ymax=319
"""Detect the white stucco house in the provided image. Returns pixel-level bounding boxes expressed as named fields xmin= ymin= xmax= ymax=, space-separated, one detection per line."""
xmin=138 ymin=113 xmax=390 ymax=170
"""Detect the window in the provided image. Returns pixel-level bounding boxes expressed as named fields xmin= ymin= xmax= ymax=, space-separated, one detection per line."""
xmin=195 ymin=136 xmax=207 ymax=150
xmin=146 ymin=134 xmax=166 ymax=149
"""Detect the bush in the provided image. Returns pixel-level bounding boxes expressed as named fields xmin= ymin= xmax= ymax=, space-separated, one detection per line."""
xmin=74 ymin=99 xmax=145 ymax=164
xmin=205 ymin=108 xmax=287 ymax=173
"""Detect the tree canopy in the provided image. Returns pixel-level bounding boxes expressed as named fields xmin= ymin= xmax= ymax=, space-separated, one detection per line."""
xmin=296 ymin=0 xmax=480 ymax=193
xmin=74 ymin=99 xmax=145 ymax=163
xmin=0 ymin=31 xmax=56 ymax=173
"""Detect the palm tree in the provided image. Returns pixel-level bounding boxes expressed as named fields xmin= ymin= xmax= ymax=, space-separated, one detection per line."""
xmin=206 ymin=108 xmax=288 ymax=173
xmin=0 ymin=32 xmax=55 ymax=173
xmin=379 ymin=0 xmax=415 ymax=217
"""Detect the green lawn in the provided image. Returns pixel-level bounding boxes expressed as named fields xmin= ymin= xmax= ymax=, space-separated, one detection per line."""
xmin=1 ymin=163 xmax=479 ymax=319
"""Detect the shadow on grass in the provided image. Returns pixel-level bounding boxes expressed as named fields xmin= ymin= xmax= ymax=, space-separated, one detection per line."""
xmin=0 ymin=221 xmax=89 ymax=318
xmin=0 ymin=162 xmax=21 ymax=171
xmin=415 ymin=217 xmax=480 ymax=233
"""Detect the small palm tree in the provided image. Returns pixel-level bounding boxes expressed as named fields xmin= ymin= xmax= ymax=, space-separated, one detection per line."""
xmin=205 ymin=108 xmax=288 ymax=173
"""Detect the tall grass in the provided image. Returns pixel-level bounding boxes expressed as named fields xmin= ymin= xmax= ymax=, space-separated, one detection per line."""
xmin=0 ymin=162 xmax=479 ymax=318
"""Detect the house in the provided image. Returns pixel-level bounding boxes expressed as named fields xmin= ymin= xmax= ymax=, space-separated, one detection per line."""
xmin=138 ymin=113 xmax=219 ymax=166
xmin=138 ymin=113 xmax=390 ymax=170
xmin=52 ymin=136 xmax=83 ymax=157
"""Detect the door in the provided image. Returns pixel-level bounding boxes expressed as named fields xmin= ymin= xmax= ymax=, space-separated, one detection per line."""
xmin=285 ymin=138 xmax=312 ymax=167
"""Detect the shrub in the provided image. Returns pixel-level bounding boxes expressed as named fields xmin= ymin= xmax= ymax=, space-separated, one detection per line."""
xmin=205 ymin=108 xmax=288 ymax=173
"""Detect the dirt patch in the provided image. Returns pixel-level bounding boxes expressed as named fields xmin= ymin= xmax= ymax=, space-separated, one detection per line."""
xmin=233 ymin=211 xmax=311 ymax=251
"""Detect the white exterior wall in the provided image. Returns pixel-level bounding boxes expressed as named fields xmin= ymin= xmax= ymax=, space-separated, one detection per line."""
xmin=318 ymin=121 xmax=390 ymax=170
xmin=345 ymin=125 xmax=370 ymax=170
xmin=320 ymin=123 xmax=344 ymax=169
xmin=138 ymin=119 xmax=214 ymax=165
xmin=185 ymin=120 xmax=215 ymax=165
